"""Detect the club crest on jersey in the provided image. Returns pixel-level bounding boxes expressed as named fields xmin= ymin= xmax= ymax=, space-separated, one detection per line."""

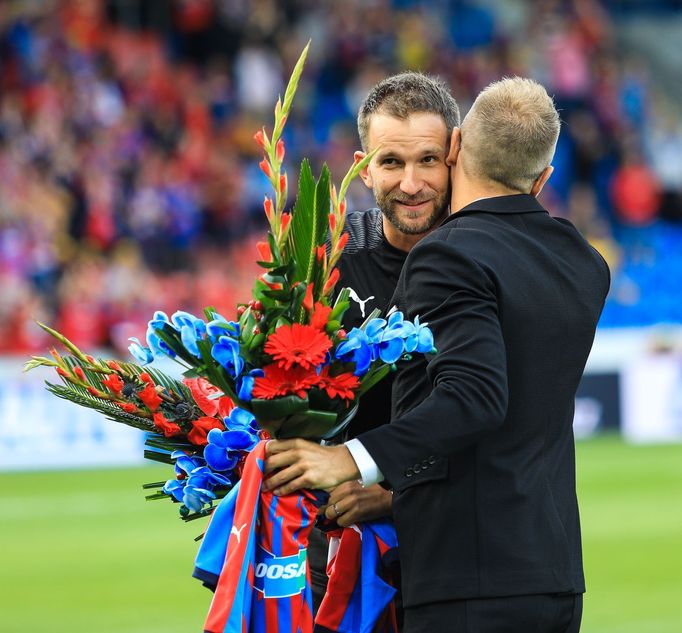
xmin=254 ymin=544 xmax=307 ymax=598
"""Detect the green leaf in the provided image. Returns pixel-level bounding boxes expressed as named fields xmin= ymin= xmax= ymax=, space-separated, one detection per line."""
xmin=359 ymin=308 xmax=382 ymax=330
xmin=276 ymin=402 xmax=359 ymax=441
xmin=251 ymin=395 xmax=309 ymax=422
xmin=358 ymin=363 xmax=392 ymax=395
xmin=288 ymin=161 xmax=331 ymax=292
xmin=154 ymin=324 xmax=197 ymax=366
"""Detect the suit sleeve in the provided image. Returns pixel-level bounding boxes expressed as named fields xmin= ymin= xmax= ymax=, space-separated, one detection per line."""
xmin=357 ymin=237 xmax=509 ymax=493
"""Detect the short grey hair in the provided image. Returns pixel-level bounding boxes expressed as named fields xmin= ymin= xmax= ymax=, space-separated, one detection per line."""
xmin=460 ymin=77 xmax=560 ymax=193
xmin=357 ymin=72 xmax=460 ymax=151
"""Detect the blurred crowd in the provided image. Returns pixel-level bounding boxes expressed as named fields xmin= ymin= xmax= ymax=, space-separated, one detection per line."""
xmin=1 ymin=0 xmax=681 ymax=355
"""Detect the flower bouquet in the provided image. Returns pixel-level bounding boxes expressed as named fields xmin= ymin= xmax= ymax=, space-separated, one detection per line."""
xmin=24 ymin=42 xmax=434 ymax=632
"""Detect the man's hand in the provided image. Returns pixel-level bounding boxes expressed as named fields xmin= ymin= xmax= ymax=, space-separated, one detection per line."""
xmin=324 ymin=481 xmax=392 ymax=527
xmin=263 ymin=439 xmax=360 ymax=495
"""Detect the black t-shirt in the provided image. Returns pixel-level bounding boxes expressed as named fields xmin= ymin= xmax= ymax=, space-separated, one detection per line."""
xmin=310 ymin=209 xmax=407 ymax=614
xmin=337 ymin=208 xmax=407 ymax=438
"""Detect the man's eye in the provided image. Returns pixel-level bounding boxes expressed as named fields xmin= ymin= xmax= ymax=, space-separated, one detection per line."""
xmin=381 ymin=158 xmax=399 ymax=166
xmin=422 ymin=156 xmax=438 ymax=164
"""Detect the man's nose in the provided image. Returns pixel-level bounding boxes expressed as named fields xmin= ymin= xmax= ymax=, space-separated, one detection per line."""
xmin=399 ymin=166 xmax=423 ymax=196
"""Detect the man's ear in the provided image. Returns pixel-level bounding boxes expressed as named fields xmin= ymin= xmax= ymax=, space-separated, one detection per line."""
xmin=446 ymin=128 xmax=461 ymax=167
xmin=530 ymin=166 xmax=554 ymax=197
xmin=354 ymin=150 xmax=373 ymax=188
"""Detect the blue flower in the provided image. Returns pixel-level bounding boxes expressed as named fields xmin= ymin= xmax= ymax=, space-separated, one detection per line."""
xmin=402 ymin=316 xmax=434 ymax=354
xmin=171 ymin=311 xmax=207 ymax=359
xmin=128 ymin=337 xmax=154 ymax=365
xmin=211 ymin=335 xmax=244 ymax=378
xmin=183 ymin=467 xmax=231 ymax=513
xmin=225 ymin=407 xmax=259 ymax=434
xmin=237 ymin=369 xmax=264 ymax=401
xmin=374 ymin=311 xmax=408 ymax=364
xmin=206 ymin=313 xmax=240 ymax=342
xmin=335 ymin=328 xmax=373 ymax=376
xmin=204 ymin=408 xmax=259 ymax=472
xmin=162 ymin=451 xmax=207 ymax=502
xmin=146 ymin=311 xmax=177 ymax=359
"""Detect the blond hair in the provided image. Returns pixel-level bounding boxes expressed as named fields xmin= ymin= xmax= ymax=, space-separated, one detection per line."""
xmin=460 ymin=77 xmax=560 ymax=192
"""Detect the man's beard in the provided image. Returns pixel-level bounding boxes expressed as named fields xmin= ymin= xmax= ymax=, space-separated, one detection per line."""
xmin=375 ymin=187 xmax=450 ymax=236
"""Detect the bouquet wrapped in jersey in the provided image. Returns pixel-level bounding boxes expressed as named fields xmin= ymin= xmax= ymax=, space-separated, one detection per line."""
xmin=25 ymin=43 xmax=434 ymax=633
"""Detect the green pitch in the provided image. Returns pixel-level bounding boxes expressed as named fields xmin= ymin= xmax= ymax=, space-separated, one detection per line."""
xmin=1 ymin=436 xmax=680 ymax=632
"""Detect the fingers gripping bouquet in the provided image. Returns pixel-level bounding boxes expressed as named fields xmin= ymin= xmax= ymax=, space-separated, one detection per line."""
xmin=25 ymin=43 xmax=434 ymax=632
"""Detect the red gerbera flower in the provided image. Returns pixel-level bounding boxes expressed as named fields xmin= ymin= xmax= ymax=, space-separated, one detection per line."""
xmin=313 ymin=366 xmax=359 ymax=401
xmin=252 ymin=364 xmax=317 ymax=400
xmin=264 ymin=323 xmax=332 ymax=370
xmin=153 ymin=412 xmax=183 ymax=438
xmin=188 ymin=416 xmax=224 ymax=446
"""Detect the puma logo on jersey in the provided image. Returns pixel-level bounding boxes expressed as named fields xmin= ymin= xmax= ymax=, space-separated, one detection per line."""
xmin=230 ymin=523 xmax=247 ymax=544
xmin=348 ymin=288 xmax=375 ymax=318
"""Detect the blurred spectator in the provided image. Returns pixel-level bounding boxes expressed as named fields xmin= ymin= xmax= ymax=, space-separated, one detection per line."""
xmin=0 ymin=0 xmax=681 ymax=357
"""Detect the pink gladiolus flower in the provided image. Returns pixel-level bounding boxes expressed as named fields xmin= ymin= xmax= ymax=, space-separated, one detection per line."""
xmin=254 ymin=130 xmax=266 ymax=148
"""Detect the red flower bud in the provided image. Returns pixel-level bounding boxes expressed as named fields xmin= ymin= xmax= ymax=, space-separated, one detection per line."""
xmin=337 ymin=329 xmax=347 ymax=340
xmin=315 ymin=245 xmax=326 ymax=262
xmin=323 ymin=268 xmax=340 ymax=295
xmin=87 ymin=386 xmax=102 ymax=397
xmin=336 ymin=232 xmax=349 ymax=252
xmin=107 ymin=360 xmax=122 ymax=372
xmin=259 ymin=159 xmax=272 ymax=179
xmin=254 ymin=129 xmax=266 ymax=148
xmin=253 ymin=327 xmax=260 ymax=335
xmin=254 ymin=301 xmax=263 ymax=311
xmin=74 ymin=366 xmax=86 ymax=380
xmin=279 ymin=172 xmax=287 ymax=194
xmin=117 ymin=402 xmax=139 ymax=414
xmin=303 ymin=283 xmax=314 ymax=312
xmin=329 ymin=213 xmax=336 ymax=232
xmin=237 ymin=305 xmax=246 ymax=316
xmin=256 ymin=241 xmax=272 ymax=262
xmin=339 ymin=200 xmax=346 ymax=215
xmin=85 ymin=355 xmax=95 ymax=363
xmin=56 ymin=367 xmax=69 ymax=378
xmin=276 ymin=139 xmax=285 ymax=162
xmin=281 ymin=213 xmax=291 ymax=233
xmin=264 ymin=197 xmax=274 ymax=221
xmin=139 ymin=372 xmax=154 ymax=385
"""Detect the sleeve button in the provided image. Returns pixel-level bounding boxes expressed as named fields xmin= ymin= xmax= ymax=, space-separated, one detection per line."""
xmin=428 ymin=456 xmax=436 ymax=464
xmin=405 ymin=468 xmax=413 ymax=478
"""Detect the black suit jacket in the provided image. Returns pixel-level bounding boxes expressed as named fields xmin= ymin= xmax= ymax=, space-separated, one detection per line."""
xmin=358 ymin=194 xmax=610 ymax=608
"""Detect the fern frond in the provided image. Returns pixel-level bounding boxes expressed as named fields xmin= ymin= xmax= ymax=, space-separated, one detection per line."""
xmin=45 ymin=381 xmax=157 ymax=433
